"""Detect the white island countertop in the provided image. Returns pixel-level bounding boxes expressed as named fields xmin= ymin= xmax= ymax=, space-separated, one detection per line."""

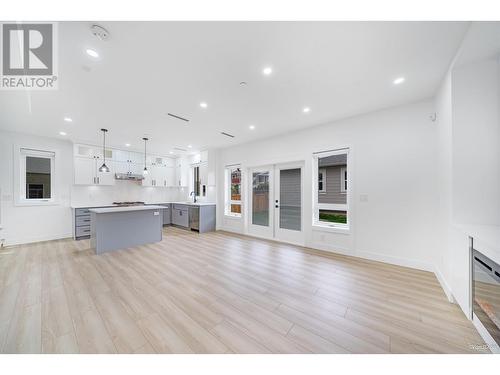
xmin=88 ymin=205 xmax=166 ymax=214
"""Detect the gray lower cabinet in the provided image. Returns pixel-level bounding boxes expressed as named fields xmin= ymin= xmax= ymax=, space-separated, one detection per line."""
xmin=74 ymin=203 xmax=216 ymax=239
xmin=162 ymin=204 xmax=171 ymax=225
xmin=74 ymin=208 xmax=92 ymax=240
xmin=172 ymin=204 xmax=189 ymax=227
xmin=189 ymin=205 xmax=216 ymax=233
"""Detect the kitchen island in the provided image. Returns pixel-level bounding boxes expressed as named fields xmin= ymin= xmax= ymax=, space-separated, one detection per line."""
xmin=89 ymin=205 xmax=164 ymax=254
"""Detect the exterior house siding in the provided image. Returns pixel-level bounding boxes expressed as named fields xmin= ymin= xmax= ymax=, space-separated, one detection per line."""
xmin=318 ymin=165 xmax=346 ymax=204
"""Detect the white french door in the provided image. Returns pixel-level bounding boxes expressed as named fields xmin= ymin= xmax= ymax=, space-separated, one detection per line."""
xmin=248 ymin=166 xmax=274 ymax=239
xmin=247 ymin=162 xmax=304 ymax=245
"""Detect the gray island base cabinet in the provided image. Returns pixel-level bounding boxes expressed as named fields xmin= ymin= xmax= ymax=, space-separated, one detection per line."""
xmin=89 ymin=205 xmax=164 ymax=254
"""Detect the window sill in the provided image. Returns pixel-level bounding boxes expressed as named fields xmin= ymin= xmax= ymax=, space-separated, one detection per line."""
xmin=312 ymin=223 xmax=350 ymax=234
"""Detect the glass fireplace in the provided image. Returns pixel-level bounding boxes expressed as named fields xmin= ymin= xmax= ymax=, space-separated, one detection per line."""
xmin=472 ymin=249 xmax=500 ymax=346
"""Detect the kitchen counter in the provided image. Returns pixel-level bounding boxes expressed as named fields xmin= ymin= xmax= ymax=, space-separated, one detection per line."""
xmin=89 ymin=205 xmax=164 ymax=254
xmin=170 ymin=202 xmax=216 ymax=206
xmin=71 ymin=204 xmax=117 ymax=209
xmin=88 ymin=205 xmax=165 ymax=214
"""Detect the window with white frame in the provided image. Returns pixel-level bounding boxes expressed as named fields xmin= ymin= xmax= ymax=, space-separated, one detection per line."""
xmin=314 ymin=149 xmax=348 ymax=228
xmin=18 ymin=148 xmax=55 ymax=204
xmin=225 ymin=166 xmax=242 ymax=217
xmin=318 ymin=168 xmax=326 ymax=193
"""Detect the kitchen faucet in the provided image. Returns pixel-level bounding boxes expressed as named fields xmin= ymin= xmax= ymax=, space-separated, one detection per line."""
xmin=190 ymin=191 xmax=197 ymax=203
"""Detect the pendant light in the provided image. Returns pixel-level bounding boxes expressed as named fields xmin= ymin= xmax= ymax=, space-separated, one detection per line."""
xmin=98 ymin=128 xmax=110 ymax=172
xmin=142 ymin=137 xmax=149 ymax=175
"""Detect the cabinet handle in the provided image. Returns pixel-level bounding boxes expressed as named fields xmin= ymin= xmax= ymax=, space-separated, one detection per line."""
xmin=97 ymin=177 xmax=100 ymax=184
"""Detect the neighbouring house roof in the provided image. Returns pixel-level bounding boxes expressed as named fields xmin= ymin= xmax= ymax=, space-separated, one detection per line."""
xmin=318 ymin=154 xmax=347 ymax=167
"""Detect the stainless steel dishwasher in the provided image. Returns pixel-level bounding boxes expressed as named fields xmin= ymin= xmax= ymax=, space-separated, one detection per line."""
xmin=189 ymin=206 xmax=200 ymax=231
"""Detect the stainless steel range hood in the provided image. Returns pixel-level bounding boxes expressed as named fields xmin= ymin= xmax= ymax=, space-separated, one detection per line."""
xmin=115 ymin=173 xmax=144 ymax=181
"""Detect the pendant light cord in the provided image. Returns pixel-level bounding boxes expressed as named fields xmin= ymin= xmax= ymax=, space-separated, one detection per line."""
xmin=102 ymin=130 xmax=106 ymax=165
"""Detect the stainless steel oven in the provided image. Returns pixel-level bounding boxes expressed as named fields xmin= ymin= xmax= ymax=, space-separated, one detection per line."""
xmin=472 ymin=248 xmax=500 ymax=346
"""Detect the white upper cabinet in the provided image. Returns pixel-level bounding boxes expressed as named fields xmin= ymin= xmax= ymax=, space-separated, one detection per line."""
xmin=74 ymin=143 xmax=188 ymax=188
xmin=175 ymin=156 xmax=189 ymax=187
xmin=74 ymin=156 xmax=115 ymax=186
xmin=74 ymin=157 xmax=96 ymax=185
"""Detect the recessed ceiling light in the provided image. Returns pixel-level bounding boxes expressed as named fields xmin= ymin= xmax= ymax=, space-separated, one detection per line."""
xmin=393 ymin=77 xmax=405 ymax=85
xmin=303 ymin=107 xmax=311 ymax=113
xmin=59 ymin=131 xmax=67 ymax=136
xmin=262 ymin=67 xmax=273 ymax=76
xmin=86 ymin=49 xmax=99 ymax=58
xmin=200 ymin=102 xmax=208 ymax=109
xmin=249 ymin=125 xmax=255 ymax=130
xmin=125 ymin=143 xmax=131 ymax=147
xmin=169 ymin=151 xmax=174 ymax=154
xmin=64 ymin=117 xmax=73 ymax=123
xmin=187 ymin=145 xmax=192 ymax=148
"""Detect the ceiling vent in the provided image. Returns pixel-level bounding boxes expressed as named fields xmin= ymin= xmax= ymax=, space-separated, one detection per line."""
xmin=167 ymin=113 xmax=190 ymax=122
xmin=90 ymin=25 xmax=110 ymax=41
xmin=174 ymin=147 xmax=187 ymax=152
xmin=221 ymin=132 xmax=235 ymax=138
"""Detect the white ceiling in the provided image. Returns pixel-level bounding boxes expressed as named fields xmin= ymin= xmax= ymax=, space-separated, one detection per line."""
xmin=0 ymin=21 xmax=469 ymax=155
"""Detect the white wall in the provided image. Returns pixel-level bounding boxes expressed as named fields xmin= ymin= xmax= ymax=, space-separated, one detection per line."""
xmin=0 ymin=130 xmax=74 ymax=245
xmin=452 ymin=57 xmax=500 ymax=226
xmin=434 ymin=48 xmax=500 ymax=316
xmin=0 ymin=130 xmax=185 ymax=246
xmin=434 ymin=71 xmax=454 ymax=299
xmin=217 ymin=100 xmax=441 ymax=271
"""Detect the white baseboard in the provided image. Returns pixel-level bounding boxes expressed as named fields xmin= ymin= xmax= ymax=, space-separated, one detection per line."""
xmin=355 ymin=250 xmax=434 ymax=272
xmin=434 ymin=266 xmax=455 ymax=303
xmin=5 ymin=233 xmax=73 ymax=247
xmin=308 ymin=241 xmax=352 ymax=256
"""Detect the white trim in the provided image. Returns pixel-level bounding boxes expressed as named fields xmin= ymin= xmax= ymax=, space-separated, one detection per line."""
xmin=5 ymin=232 xmax=72 ymax=247
xmin=313 ymin=148 xmax=350 ymax=230
xmin=14 ymin=145 xmax=59 ymax=206
xmin=434 ymin=266 xmax=454 ymax=303
xmin=224 ymin=165 xmax=242 ymax=218
xmin=355 ymin=250 xmax=434 ymax=272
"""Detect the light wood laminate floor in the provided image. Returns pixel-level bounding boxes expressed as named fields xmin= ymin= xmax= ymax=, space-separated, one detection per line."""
xmin=0 ymin=227 xmax=487 ymax=354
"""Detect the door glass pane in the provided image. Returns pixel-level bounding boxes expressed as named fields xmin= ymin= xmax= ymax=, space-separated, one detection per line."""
xmin=280 ymin=168 xmax=301 ymax=231
xmin=252 ymin=171 xmax=269 ymax=226
xmin=26 ymin=156 xmax=51 ymax=199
